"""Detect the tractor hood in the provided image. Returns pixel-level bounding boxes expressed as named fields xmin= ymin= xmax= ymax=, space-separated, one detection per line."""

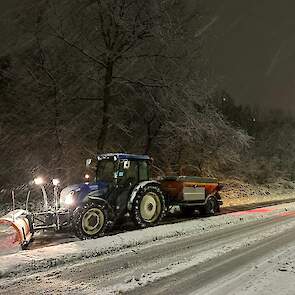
xmin=60 ymin=181 xmax=109 ymax=208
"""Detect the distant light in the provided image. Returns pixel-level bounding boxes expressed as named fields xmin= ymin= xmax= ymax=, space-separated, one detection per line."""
xmin=222 ymin=97 xmax=227 ymax=102
xmin=34 ymin=177 xmax=44 ymax=186
xmin=52 ymin=178 xmax=60 ymax=186
xmin=252 ymin=118 xmax=256 ymax=122
xmin=84 ymin=174 xmax=90 ymax=180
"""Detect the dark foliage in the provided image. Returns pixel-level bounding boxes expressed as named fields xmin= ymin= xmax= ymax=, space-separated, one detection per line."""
xmin=1 ymin=0 xmax=289 ymax=194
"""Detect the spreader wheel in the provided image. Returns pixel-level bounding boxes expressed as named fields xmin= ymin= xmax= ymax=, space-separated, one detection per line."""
xmin=199 ymin=196 xmax=218 ymax=216
xmin=131 ymin=184 xmax=165 ymax=228
xmin=73 ymin=202 xmax=109 ymax=240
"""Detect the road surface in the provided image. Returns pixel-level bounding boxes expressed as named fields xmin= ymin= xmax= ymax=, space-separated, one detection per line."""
xmin=26 ymin=197 xmax=295 ymax=250
xmin=1 ymin=206 xmax=295 ymax=294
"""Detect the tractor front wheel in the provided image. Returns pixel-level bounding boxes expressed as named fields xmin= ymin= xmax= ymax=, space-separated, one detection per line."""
xmin=131 ymin=185 xmax=165 ymax=228
xmin=73 ymin=202 xmax=109 ymax=240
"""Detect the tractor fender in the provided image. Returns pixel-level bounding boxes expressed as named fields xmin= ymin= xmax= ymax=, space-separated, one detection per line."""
xmin=127 ymin=180 xmax=160 ymax=211
xmin=205 ymin=192 xmax=222 ymax=204
xmin=203 ymin=193 xmax=222 ymax=212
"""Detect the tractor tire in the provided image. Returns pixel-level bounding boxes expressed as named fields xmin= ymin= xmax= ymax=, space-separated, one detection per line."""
xmin=72 ymin=202 xmax=109 ymax=240
xmin=131 ymin=184 xmax=165 ymax=228
xmin=179 ymin=206 xmax=197 ymax=217
xmin=199 ymin=196 xmax=218 ymax=217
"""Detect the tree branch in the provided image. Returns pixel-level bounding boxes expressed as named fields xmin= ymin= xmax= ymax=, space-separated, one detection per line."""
xmin=113 ymin=76 xmax=168 ymax=88
xmin=55 ymin=34 xmax=107 ymax=68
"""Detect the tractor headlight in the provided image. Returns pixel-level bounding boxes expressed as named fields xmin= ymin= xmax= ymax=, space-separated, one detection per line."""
xmin=64 ymin=191 xmax=75 ymax=205
xmin=60 ymin=185 xmax=80 ymax=208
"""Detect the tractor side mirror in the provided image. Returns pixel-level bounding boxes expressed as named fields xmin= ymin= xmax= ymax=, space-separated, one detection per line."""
xmin=85 ymin=158 xmax=92 ymax=167
xmin=123 ymin=160 xmax=130 ymax=169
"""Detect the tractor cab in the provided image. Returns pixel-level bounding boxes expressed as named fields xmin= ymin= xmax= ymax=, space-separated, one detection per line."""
xmin=85 ymin=153 xmax=151 ymax=187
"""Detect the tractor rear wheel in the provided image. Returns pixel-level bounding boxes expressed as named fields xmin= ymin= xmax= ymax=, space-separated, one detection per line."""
xmin=73 ymin=202 xmax=109 ymax=240
xmin=131 ymin=184 xmax=165 ymax=228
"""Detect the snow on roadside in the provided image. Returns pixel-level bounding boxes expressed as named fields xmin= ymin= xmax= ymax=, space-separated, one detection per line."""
xmin=1 ymin=202 xmax=295 ymax=279
xmin=221 ymin=179 xmax=295 ymax=207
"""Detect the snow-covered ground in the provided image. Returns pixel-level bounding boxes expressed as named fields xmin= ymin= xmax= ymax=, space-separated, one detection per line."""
xmin=0 ymin=201 xmax=295 ymax=295
xmin=229 ymin=244 xmax=295 ymax=295
xmin=221 ymin=179 xmax=295 ymax=207
xmin=1 ymin=202 xmax=295 ymax=280
xmin=195 ymin=242 xmax=295 ymax=295
xmin=101 ymin=216 xmax=295 ymax=295
xmin=1 ymin=202 xmax=295 ymax=294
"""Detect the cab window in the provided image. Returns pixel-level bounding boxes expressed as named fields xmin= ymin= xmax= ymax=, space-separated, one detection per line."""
xmin=123 ymin=160 xmax=138 ymax=183
xmin=139 ymin=161 xmax=149 ymax=181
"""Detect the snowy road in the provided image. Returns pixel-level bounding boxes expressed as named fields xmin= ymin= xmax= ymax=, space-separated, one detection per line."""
xmin=24 ymin=197 xmax=295 ymax=250
xmin=1 ymin=203 xmax=295 ymax=294
xmin=128 ymin=215 xmax=295 ymax=295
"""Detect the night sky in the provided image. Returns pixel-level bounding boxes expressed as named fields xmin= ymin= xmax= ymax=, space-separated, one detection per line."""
xmin=201 ymin=0 xmax=295 ymax=111
xmin=1 ymin=0 xmax=295 ymax=111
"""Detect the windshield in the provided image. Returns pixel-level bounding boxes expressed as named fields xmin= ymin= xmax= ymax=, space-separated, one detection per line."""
xmin=95 ymin=159 xmax=115 ymax=182
xmin=85 ymin=158 xmax=116 ymax=183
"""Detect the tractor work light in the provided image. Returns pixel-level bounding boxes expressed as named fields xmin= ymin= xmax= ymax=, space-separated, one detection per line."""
xmin=52 ymin=178 xmax=60 ymax=186
xmin=33 ymin=177 xmax=44 ymax=186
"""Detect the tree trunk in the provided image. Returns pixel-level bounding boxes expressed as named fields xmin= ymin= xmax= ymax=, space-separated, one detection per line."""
xmin=97 ymin=60 xmax=113 ymax=152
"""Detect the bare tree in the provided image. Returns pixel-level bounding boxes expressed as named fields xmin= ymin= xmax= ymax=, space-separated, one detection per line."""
xmin=0 ymin=0 xmax=254 ymax=193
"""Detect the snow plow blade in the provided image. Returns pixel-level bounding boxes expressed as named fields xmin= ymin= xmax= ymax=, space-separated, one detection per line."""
xmin=0 ymin=210 xmax=33 ymax=254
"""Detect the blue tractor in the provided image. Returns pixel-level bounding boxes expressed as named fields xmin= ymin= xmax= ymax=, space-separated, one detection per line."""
xmin=1 ymin=153 xmax=222 ymax=246
xmin=58 ymin=153 xmax=166 ymax=239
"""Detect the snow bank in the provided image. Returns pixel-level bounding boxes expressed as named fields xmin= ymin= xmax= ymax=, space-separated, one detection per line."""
xmin=1 ymin=202 xmax=295 ymax=279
